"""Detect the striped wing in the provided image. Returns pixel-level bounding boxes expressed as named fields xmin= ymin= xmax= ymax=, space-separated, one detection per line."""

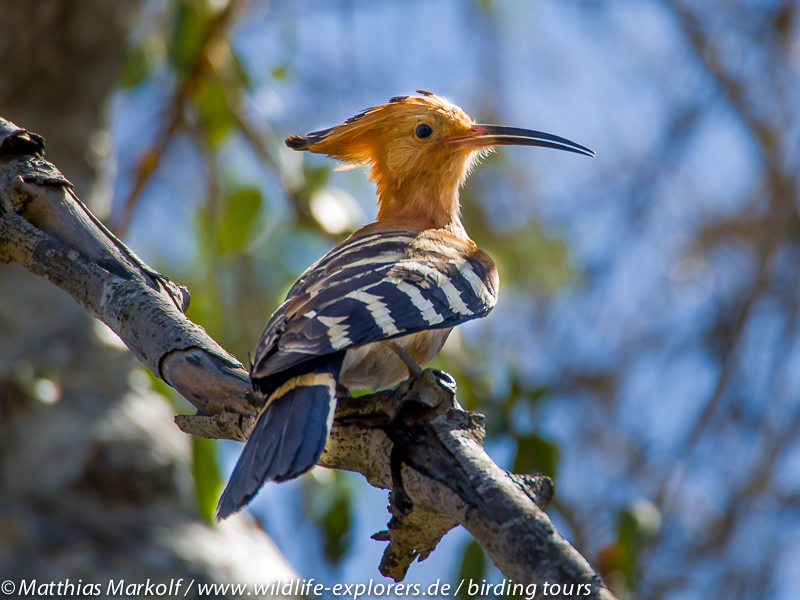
xmin=251 ymin=228 xmax=498 ymax=380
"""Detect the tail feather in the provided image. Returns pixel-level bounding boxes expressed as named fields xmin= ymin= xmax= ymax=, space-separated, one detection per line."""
xmin=286 ymin=384 xmax=337 ymax=477
xmin=216 ymin=352 xmax=344 ymax=520
xmin=272 ymin=388 xmax=314 ymax=479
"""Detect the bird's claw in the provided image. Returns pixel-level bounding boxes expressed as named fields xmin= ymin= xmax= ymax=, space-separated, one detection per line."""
xmin=430 ymin=369 xmax=457 ymax=395
xmin=243 ymin=390 xmax=266 ymax=414
xmin=391 ymin=379 xmax=411 ymax=409
xmin=382 ymin=343 xmax=458 ymax=414
xmin=391 ymin=368 xmax=458 ymax=415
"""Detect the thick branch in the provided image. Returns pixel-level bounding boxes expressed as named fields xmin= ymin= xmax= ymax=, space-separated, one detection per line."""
xmin=0 ymin=117 xmax=615 ymax=599
xmin=0 ymin=118 xmax=251 ymax=416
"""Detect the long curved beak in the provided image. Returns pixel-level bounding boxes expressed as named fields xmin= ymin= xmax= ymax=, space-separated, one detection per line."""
xmin=451 ymin=124 xmax=594 ymax=157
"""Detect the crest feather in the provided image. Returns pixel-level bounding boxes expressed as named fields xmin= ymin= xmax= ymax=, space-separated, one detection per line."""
xmin=283 ymin=92 xmax=468 ymax=171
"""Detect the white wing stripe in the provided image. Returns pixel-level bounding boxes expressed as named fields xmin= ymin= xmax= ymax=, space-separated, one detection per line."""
xmin=455 ymin=259 xmax=489 ymax=299
xmin=400 ymin=262 xmax=473 ymax=316
xmin=317 ymin=315 xmax=352 ymax=350
xmin=345 ymin=289 xmax=401 ymax=336
xmin=393 ymin=279 xmax=444 ymax=325
xmin=306 ymin=253 xmax=407 ymax=298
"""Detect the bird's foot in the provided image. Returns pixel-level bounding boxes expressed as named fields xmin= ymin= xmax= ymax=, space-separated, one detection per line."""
xmin=430 ymin=369 xmax=457 ymax=397
xmin=391 ymin=368 xmax=458 ymax=414
xmin=243 ymin=390 xmax=266 ymax=414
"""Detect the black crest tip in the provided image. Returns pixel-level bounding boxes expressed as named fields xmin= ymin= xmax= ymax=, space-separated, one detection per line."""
xmin=285 ymin=135 xmax=310 ymax=150
xmin=286 ymin=127 xmax=334 ymax=150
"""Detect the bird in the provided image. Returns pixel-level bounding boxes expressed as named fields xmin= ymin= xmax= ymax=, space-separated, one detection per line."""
xmin=216 ymin=90 xmax=593 ymax=520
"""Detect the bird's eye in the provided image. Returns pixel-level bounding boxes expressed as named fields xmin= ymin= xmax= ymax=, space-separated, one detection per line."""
xmin=415 ymin=123 xmax=433 ymax=139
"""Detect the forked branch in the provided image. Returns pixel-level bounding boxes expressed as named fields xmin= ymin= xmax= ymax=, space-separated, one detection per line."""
xmin=0 ymin=118 xmax=615 ymax=600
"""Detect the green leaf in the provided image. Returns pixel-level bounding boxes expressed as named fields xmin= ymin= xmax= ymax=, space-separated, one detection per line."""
xmin=349 ymin=388 xmax=372 ymax=398
xmin=322 ymin=494 xmax=351 ymax=564
xmin=456 ymin=539 xmax=486 ymax=600
xmin=271 ymin=66 xmax=288 ymax=81
xmin=615 ymin=508 xmax=641 ymax=589
xmin=192 ymin=436 xmax=222 ymax=524
xmin=169 ymin=0 xmax=210 ymax=76
xmin=513 ymin=433 xmax=560 ymax=479
xmin=119 ymin=43 xmax=156 ymax=90
xmin=196 ymin=76 xmax=236 ymax=147
xmin=216 ymin=186 xmax=263 ymax=253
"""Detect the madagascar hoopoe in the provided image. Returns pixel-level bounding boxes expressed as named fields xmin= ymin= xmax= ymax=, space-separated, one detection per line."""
xmin=216 ymin=91 xmax=593 ymax=519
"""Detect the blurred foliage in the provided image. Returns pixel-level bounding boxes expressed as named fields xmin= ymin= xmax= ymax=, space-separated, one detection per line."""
xmin=322 ymin=494 xmax=351 ymax=564
xmin=461 ymin=183 xmax=573 ymax=294
xmin=216 ymin=185 xmax=263 ymax=254
xmin=599 ymin=509 xmax=640 ymax=592
xmin=598 ymin=501 xmax=661 ymax=597
xmin=168 ymin=0 xmax=213 ymax=76
xmin=144 ymin=369 xmax=221 ymax=522
xmin=488 ymin=221 xmax=574 ymax=293
xmin=192 ymin=435 xmax=223 ymax=524
xmin=196 ymin=75 xmax=237 ymax=146
xmin=119 ymin=41 xmax=161 ymax=90
xmin=455 ymin=539 xmax=486 ymax=600
xmin=513 ymin=433 xmax=560 ymax=480
xmin=146 ymin=368 xmax=179 ymax=405
xmin=271 ymin=66 xmax=288 ymax=81
xmin=303 ymin=471 xmax=354 ymax=566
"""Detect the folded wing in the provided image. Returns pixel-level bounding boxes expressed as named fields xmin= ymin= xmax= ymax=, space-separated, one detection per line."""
xmin=250 ymin=228 xmax=499 ymax=381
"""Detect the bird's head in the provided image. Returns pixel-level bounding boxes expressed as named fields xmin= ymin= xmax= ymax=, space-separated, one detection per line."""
xmin=286 ymin=91 xmax=593 ymax=233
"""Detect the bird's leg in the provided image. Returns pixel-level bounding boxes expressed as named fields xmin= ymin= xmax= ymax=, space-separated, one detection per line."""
xmin=384 ymin=340 xmax=425 ymax=410
xmin=383 ymin=340 xmax=423 ymax=378
xmin=382 ymin=342 xmax=459 ymax=412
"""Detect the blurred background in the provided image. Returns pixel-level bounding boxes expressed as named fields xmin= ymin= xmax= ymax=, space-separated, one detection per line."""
xmin=2 ymin=1 xmax=800 ymax=599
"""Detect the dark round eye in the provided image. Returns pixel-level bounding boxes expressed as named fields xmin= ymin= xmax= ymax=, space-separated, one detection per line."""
xmin=415 ymin=123 xmax=433 ymax=139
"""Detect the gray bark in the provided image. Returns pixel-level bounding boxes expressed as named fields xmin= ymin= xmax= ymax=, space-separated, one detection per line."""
xmin=0 ymin=118 xmax=615 ymax=599
xmin=0 ymin=2 xmax=295 ymax=596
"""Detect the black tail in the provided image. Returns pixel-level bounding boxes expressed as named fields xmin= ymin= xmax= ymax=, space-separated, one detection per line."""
xmin=216 ymin=352 xmax=345 ymax=520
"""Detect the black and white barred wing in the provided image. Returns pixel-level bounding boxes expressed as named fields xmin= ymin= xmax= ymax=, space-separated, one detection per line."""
xmin=251 ymin=230 xmax=498 ymax=380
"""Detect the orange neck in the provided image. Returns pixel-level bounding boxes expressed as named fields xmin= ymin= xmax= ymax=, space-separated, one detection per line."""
xmin=376 ymin=189 xmax=466 ymax=237
xmin=370 ymin=155 xmax=471 ymax=239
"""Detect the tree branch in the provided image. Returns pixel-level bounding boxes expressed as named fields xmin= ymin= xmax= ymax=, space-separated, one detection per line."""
xmin=0 ymin=117 xmax=615 ymax=599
